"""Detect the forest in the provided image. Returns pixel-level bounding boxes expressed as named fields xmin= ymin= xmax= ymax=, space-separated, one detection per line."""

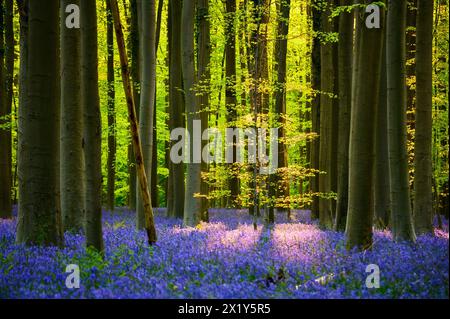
xmin=0 ymin=0 xmax=448 ymax=299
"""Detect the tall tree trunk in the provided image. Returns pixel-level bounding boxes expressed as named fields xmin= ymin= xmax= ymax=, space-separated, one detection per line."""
xmin=15 ymin=0 xmax=28 ymax=208
xmin=0 ymin=0 xmax=12 ymax=219
xmin=110 ymin=0 xmax=157 ymax=244
xmin=197 ymin=0 xmax=210 ymax=222
xmin=182 ymin=0 xmax=201 ymax=227
xmin=272 ymin=0 xmax=290 ymax=217
xmin=128 ymin=0 xmax=140 ymax=211
xmin=167 ymin=0 xmax=185 ymax=218
xmin=249 ymin=0 xmax=269 ymax=220
xmin=165 ymin=0 xmax=173 ymax=212
xmin=309 ymin=0 xmax=321 ymax=220
xmin=61 ymin=0 xmax=84 ymax=231
xmin=106 ymin=0 xmax=116 ymax=212
xmin=225 ymin=0 xmax=240 ymax=207
xmin=374 ymin=28 xmax=391 ymax=229
xmin=334 ymin=0 xmax=353 ymax=231
xmin=318 ymin=1 xmax=334 ymax=229
xmin=151 ymin=0 xmax=164 ymax=209
xmin=405 ymin=0 xmax=417 ymax=191
xmin=16 ymin=0 xmax=63 ymax=246
xmin=136 ymin=0 xmax=156 ymax=230
xmin=346 ymin=0 xmax=385 ymax=250
xmin=413 ymin=0 xmax=433 ymax=234
xmin=330 ymin=0 xmax=339 ymax=222
xmin=386 ymin=0 xmax=416 ymax=242
xmin=81 ymin=0 xmax=104 ymax=251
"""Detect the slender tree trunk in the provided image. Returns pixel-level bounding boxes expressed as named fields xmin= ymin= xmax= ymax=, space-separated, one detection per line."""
xmin=406 ymin=0 xmax=417 ymax=191
xmin=225 ymin=0 xmax=240 ymax=207
xmin=310 ymin=0 xmax=321 ymax=220
xmin=272 ymin=0 xmax=290 ymax=218
xmin=136 ymin=0 xmax=156 ymax=230
xmin=4 ymin=0 xmax=13 ymax=116
xmin=374 ymin=28 xmax=391 ymax=229
xmin=182 ymin=0 xmax=201 ymax=227
xmin=0 ymin=0 xmax=12 ymax=219
xmin=15 ymin=0 xmax=28 ymax=209
xmin=334 ymin=0 xmax=353 ymax=231
xmin=197 ymin=0 xmax=210 ymax=222
xmin=110 ymin=0 xmax=157 ymax=244
xmin=386 ymin=0 xmax=416 ymax=242
xmin=2 ymin=0 xmax=13 ymax=215
xmin=106 ymin=0 xmax=116 ymax=212
xmin=165 ymin=0 xmax=173 ymax=212
xmin=330 ymin=0 xmax=339 ymax=221
xmin=318 ymin=1 xmax=334 ymax=229
xmin=81 ymin=0 xmax=104 ymax=251
xmin=61 ymin=0 xmax=84 ymax=231
xmin=151 ymin=0 xmax=163 ymax=209
xmin=346 ymin=0 xmax=385 ymax=250
xmin=413 ymin=0 xmax=433 ymax=234
xmin=128 ymin=0 xmax=140 ymax=211
xmin=249 ymin=0 xmax=269 ymax=220
xmin=16 ymin=0 xmax=63 ymax=246
xmin=168 ymin=0 xmax=185 ymax=218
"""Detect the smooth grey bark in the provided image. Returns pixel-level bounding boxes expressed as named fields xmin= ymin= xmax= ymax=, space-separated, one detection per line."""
xmin=374 ymin=31 xmax=391 ymax=229
xmin=81 ymin=0 xmax=104 ymax=251
xmin=182 ymin=0 xmax=201 ymax=227
xmin=334 ymin=0 xmax=353 ymax=231
xmin=106 ymin=0 xmax=116 ymax=212
xmin=318 ymin=1 xmax=334 ymax=229
xmin=136 ymin=0 xmax=156 ymax=230
xmin=386 ymin=0 xmax=416 ymax=242
xmin=167 ymin=0 xmax=185 ymax=218
xmin=16 ymin=0 xmax=63 ymax=246
xmin=61 ymin=0 xmax=84 ymax=232
xmin=346 ymin=0 xmax=384 ymax=250
xmin=413 ymin=0 xmax=433 ymax=234
xmin=197 ymin=0 xmax=210 ymax=222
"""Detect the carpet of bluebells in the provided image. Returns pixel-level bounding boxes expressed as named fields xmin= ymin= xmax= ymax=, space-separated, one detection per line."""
xmin=0 ymin=207 xmax=448 ymax=299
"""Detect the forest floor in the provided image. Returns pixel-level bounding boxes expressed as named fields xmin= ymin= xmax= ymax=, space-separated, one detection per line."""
xmin=0 ymin=208 xmax=448 ymax=298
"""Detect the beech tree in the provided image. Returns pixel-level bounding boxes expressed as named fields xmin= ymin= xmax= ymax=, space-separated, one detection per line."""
xmin=273 ymin=0 xmax=291 ymax=216
xmin=61 ymin=0 xmax=84 ymax=232
xmin=318 ymin=1 xmax=334 ymax=229
xmin=225 ymin=0 xmax=240 ymax=207
xmin=16 ymin=0 xmax=63 ymax=246
xmin=81 ymin=0 xmax=104 ymax=251
xmin=128 ymin=0 xmax=140 ymax=211
xmin=167 ymin=0 xmax=185 ymax=219
xmin=197 ymin=0 xmax=211 ymax=222
xmin=386 ymin=0 xmax=416 ymax=242
xmin=413 ymin=0 xmax=434 ymax=235
xmin=374 ymin=27 xmax=391 ymax=229
xmin=334 ymin=0 xmax=353 ymax=231
xmin=346 ymin=0 xmax=385 ymax=250
xmin=106 ymin=0 xmax=116 ymax=213
xmin=0 ymin=0 xmax=12 ymax=219
xmin=136 ymin=0 xmax=156 ymax=230
xmin=309 ymin=0 xmax=321 ymax=220
xmin=182 ymin=0 xmax=201 ymax=227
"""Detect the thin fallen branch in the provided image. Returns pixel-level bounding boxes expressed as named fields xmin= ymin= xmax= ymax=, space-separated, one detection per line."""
xmin=110 ymin=0 xmax=157 ymax=245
